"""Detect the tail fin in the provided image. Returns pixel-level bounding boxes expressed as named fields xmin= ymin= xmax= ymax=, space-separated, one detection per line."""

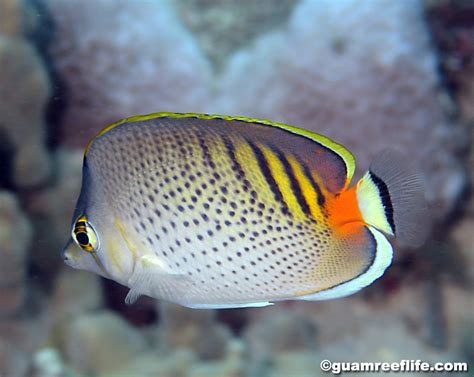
xmin=356 ymin=150 xmax=429 ymax=247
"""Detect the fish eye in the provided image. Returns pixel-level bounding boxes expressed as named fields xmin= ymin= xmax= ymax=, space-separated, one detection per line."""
xmin=75 ymin=232 xmax=90 ymax=246
xmin=72 ymin=215 xmax=99 ymax=253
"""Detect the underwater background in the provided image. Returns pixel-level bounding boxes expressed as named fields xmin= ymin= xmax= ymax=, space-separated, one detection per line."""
xmin=0 ymin=0 xmax=473 ymax=376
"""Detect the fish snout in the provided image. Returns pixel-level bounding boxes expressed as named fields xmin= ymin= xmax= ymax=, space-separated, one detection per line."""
xmin=63 ymin=252 xmax=72 ymax=266
xmin=62 ymin=240 xmax=75 ymax=268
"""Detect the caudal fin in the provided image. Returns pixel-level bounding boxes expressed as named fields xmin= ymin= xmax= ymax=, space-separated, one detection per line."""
xmin=356 ymin=150 xmax=429 ymax=247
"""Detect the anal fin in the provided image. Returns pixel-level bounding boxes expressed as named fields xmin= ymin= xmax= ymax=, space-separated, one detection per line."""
xmin=296 ymin=226 xmax=393 ymax=301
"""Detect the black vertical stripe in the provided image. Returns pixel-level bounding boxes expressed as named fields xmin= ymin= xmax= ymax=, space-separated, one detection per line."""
xmin=272 ymin=147 xmax=312 ymax=216
xmin=246 ymin=140 xmax=290 ymax=215
xmin=196 ymin=130 xmax=215 ymax=169
xmin=298 ymin=158 xmax=326 ymax=206
xmin=222 ymin=136 xmax=247 ymax=182
xmin=369 ymin=171 xmax=396 ymax=234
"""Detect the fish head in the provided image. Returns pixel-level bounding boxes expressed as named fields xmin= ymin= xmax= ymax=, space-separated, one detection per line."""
xmin=62 ymin=158 xmax=135 ymax=284
xmin=62 ymin=231 xmax=108 ymax=278
xmin=63 ymin=209 xmax=136 ymax=285
xmin=62 ymin=198 xmax=112 ymax=275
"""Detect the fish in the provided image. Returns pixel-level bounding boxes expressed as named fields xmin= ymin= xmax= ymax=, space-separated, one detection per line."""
xmin=62 ymin=112 xmax=428 ymax=309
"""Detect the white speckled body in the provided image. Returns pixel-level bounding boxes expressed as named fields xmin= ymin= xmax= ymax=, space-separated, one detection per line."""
xmin=64 ymin=115 xmax=393 ymax=308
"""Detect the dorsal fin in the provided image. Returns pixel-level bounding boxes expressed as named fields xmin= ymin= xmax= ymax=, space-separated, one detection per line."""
xmin=86 ymin=112 xmax=356 ymax=193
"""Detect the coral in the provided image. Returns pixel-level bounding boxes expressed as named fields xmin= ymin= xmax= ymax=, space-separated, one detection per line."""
xmin=244 ymin=309 xmax=317 ymax=355
xmin=2 ymin=1 xmax=469 ymax=376
xmin=0 ymin=191 xmax=32 ymax=315
xmin=188 ymin=340 xmax=245 ymax=377
xmin=175 ymin=0 xmax=298 ymax=71
xmin=0 ymin=35 xmax=51 ymax=187
xmin=100 ymin=349 xmax=196 ymax=377
xmin=243 ymin=309 xmax=318 ymax=375
xmin=0 ymin=340 xmax=29 ymax=377
xmin=426 ymin=0 xmax=474 ymax=122
xmin=449 ymin=138 xmax=474 ymax=282
xmin=0 ymin=310 xmax=52 ymax=358
xmin=59 ymin=310 xmax=147 ymax=375
xmin=44 ymin=0 xmax=467 ymax=218
xmin=0 ymin=0 xmax=39 ymax=38
xmin=23 ymin=148 xmax=83 ymax=280
xmin=49 ymin=267 xmax=105 ymax=358
xmin=457 ymin=68 xmax=474 ymax=121
xmin=214 ymin=0 xmax=467 ymax=219
xmin=293 ymin=285 xmax=429 ymax=345
xmin=156 ymin=302 xmax=232 ymax=360
xmin=99 ymin=338 xmax=245 ymax=377
xmin=51 ymin=268 xmax=104 ymax=320
xmin=0 ymin=286 xmax=26 ymax=317
xmin=0 ymin=0 xmax=23 ymax=37
xmin=317 ymin=312 xmax=462 ymax=375
xmin=458 ymin=319 xmax=474 ymax=367
xmin=268 ymin=352 xmax=325 ymax=377
xmin=242 ymin=288 xmax=466 ymax=376
xmin=444 ymin=283 xmax=474 ymax=353
xmin=45 ymin=0 xmax=212 ymax=146
xmin=236 ymin=274 xmax=470 ymax=374
xmin=32 ymin=348 xmax=67 ymax=377
xmin=451 ymin=215 xmax=474 ymax=282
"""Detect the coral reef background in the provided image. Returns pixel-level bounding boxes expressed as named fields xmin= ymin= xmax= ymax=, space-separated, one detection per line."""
xmin=0 ymin=0 xmax=472 ymax=376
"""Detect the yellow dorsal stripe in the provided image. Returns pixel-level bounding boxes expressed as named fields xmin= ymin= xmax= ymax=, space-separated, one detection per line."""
xmin=85 ymin=112 xmax=355 ymax=184
xmin=258 ymin=144 xmax=307 ymax=220
xmin=286 ymin=155 xmax=324 ymax=219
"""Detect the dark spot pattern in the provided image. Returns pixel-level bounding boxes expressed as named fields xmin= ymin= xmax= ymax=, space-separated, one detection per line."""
xmin=87 ymin=117 xmax=370 ymax=304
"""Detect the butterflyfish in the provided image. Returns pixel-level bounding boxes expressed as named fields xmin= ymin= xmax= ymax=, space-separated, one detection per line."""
xmin=62 ymin=113 xmax=427 ymax=309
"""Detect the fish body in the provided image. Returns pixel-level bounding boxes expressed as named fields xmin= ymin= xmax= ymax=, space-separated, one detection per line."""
xmin=63 ymin=113 xmax=426 ymax=309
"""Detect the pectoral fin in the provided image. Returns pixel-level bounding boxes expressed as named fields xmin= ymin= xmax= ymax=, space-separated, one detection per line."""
xmin=125 ymin=255 xmax=191 ymax=305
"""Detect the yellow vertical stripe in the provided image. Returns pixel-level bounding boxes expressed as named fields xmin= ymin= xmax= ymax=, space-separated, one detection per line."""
xmin=286 ymin=155 xmax=325 ymax=219
xmin=233 ymin=140 xmax=278 ymax=204
xmin=258 ymin=145 xmax=307 ymax=219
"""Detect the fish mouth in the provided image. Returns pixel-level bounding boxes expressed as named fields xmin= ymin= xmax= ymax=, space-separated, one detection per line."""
xmin=62 ymin=239 xmax=74 ymax=267
xmin=61 ymin=238 xmax=110 ymax=278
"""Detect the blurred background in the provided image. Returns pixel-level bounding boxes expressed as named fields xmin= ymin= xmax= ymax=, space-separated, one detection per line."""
xmin=0 ymin=0 xmax=472 ymax=376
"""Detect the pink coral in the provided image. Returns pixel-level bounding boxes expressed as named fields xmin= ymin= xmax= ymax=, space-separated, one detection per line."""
xmin=46 ymin=0 xmax=212 ymax=146
xmin=0 ymin=35 xmax=51 ymax=187
xmin=214 ymin=0 xmax=467 ymax=218
xmin=46 ymin=0 xmax=466 ymax=219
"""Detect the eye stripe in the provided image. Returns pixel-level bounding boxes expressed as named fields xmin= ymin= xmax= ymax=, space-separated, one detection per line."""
xmin=73 ymin=216 xmax=99 ymax=253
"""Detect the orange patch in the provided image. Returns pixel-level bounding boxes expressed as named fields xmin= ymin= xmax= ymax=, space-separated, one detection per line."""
xmin=327 ymin=187 xmax=364 ymax=236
